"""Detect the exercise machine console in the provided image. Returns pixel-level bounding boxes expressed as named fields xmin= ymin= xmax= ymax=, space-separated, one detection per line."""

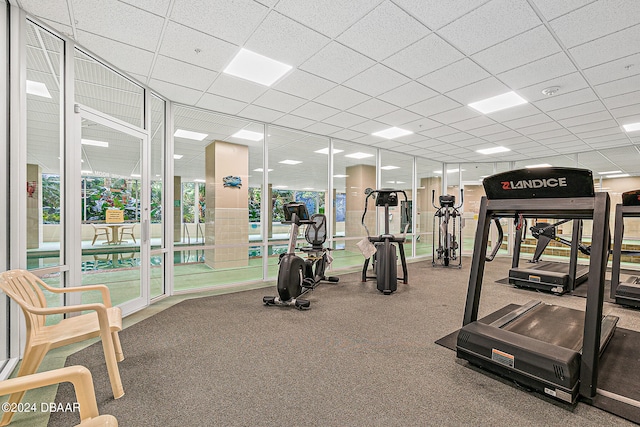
xmin=610 ymin=189 xmax=640 ymax=308
xmin=432 ymin=190 xmax=463 ymax=268
xmin=361 ymin=188 xmax=410 ymax=294
xmin=456 ymin=167 xmax=618 ymax=404
xmin=263 ymin=202 xmax=338 ymax=309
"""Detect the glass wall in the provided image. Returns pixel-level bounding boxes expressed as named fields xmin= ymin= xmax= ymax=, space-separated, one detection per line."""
xmin=379 ymin=151 xmax=414 ymax=256
xmin=172 ymin=106 xmax=264 ymax=291
xmin=150 ymin=95 xmax=165 ymax=299
xmin=415 ymin=157 xmax=443 ymax=258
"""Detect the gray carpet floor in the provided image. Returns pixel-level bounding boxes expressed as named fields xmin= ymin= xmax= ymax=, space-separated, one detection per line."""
xmin=50 ymin=256 xmax=640 ymax=426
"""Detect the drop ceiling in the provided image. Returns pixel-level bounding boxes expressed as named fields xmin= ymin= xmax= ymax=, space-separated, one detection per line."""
xmin=15 ymin=0 xmax=640 ymax=181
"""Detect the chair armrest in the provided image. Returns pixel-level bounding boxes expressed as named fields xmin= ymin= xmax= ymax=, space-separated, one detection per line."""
xmin=27 ymin=303 xmax=108 ymax=317
xmin=0 ymin=366 xmax=100 ymax=421
xmin=38 ymin=284 xmax=113 ymax=307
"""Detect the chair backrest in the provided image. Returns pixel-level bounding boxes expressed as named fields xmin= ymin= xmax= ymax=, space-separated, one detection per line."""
xmin=0 ymin=270 xmax=49 ymax=335
xmin=305 ymin=214 xmax=327 ymax=249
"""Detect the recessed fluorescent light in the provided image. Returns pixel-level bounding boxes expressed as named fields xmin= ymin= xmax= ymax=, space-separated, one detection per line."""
xmin=605 ymin=173 xmax=630 ymax=178
xmin=333 ymin=174 xmax=349 ymax=178
xmin=274 ymin=185 xmax=288 ymax=189
xmin=194 ymin=179 xmax=206 ymax=183
xmin=314 ymin=148 xmax=344 ymax=155
xmin=223 ymin=48 xmax=292 ymax=86
xmin=174 ymin=154 xmax=184 ymax=159
xmin=386 ymin=181 xmax=406 ymax=184
xmin=372 ymin=127 xmax=413 ymax=139
xmin=232 ymin=129 xmax=264 ymax=141
xmin=174 ymin=129 xmax=208 ymax=141
xmin=279 ymin=160 xmax=302 ymax=165
xmin=525 ymin=163 xmax=552 ymax=168
xmin=131 ymin=173 xmax=141 ymax=178
xmin=476 ymin=146 xmax=511 ymax=155
xmin=433 ymin=168 xmax=462 ymax=174
xmin=623 ymin=122 xmax=640 ymax=132
xmin=253 ymin=168 xmax=273 ymax=172
xmin=380 ymin=165 xmax=400 ymax=170
xmin=468 ymin=91 xmax=527 ymax=114
xmin=26 ymin=80 xmax=51 ymax=98
xmin=81 ymin=139 xmax=109 ymax=148
xmin=81 ymin=170 xmax=93 ymax=174
xmin=303 ymin=187 xmax=314 ymax=190
xmin=598 ymin=170 xmax=621 ymax=175
xmin=345 ymin=152 xmax=374 ymax=159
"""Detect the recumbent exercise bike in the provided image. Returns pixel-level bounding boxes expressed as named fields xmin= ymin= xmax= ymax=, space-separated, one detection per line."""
xmin=263 ymin=202 xmax=338 ymax=309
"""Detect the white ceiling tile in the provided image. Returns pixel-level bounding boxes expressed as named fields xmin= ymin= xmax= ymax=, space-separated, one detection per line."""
xmin=438 ymin=0 xmax=540 ymax=55
xmin=528 ymin=128 xmax=571 ymax=140
xmin=567 ymin=119 xmax=620 ymax=135
xmin=383 ymin=34 xmax=464 ymax=78
xmin=576 ymin=126 xmax=623 ymax=139
xmin=315 ymin=86 xmax=369 ymax=110
xmin=290 ymin=101 xmax=340 ymax=121
xmin=245 ymin=12 xmax=330 ymax=67
xmin=594 ymin=74 xmax=640 ymax=99
xmin=549 ymin=0 xmax=640 ymax=48
xmin=149 ymin=79 xmax=203 ymax=105
xmin=569 ymin=24 xmax=640 ymax=69
xmin=343 ymin=64 xmax=410 ymax=97
xmin=610 ymin=104 xmax=640 ymax=121
xmin=472 ymin=25 xmax=561 ymax=75
xmin=586 ymin=138 xmax=631 ymax=149
xmin=393 ymin=0 xmax=487 ymax=29
xmin=371 ymin=140 xmax=406 ymax=150
xmin=498 ymin=52 xmax=577 ymax=89
xmin=336 ymin=1 xmax=429 ymax=61
xmin=252 ymin=90 xmax=307 ymax=113
xmin=481 ymin=130 xmax=522 ymax=142
xmin=207 ymin=74 xmax=267 ymax=103
xmin=418 ymin=58 xmax=490 ymax=93
xmin=274 ymin=0 xmax=380 ymax=38
xmin=271 ymin=114 xmax=316 ymax=129
xmin=195 ymin=93 xmax=248 ymax=115
xmin=503 ymin=113 xmax=552 ymax=129
xmin=430 ymin=107 xmax=479 ymax=125
xmin=487 ymin=103 xmax=541 ymax=122
xmin=402 ymin=118 xmax=442 ymax=133
xmin=273 ymin=70 xmax=335 ymax=100
xmin=119 ymin=0 xmax=172 ymax=16
xmin=446 ymin=77 xmax=511 ymax=105
xmin=349 ymin=120 xmax=388 ymax=134
xmin=375 ymin=109 xmax=422 ymax=126
xmin=348 ymin=98 xmax=398 ymax=119
xmin=535 ymin=88 xmax=599 ymax=112
xmin=420 ymin=125 xmax=459 ymax=138
xmin=299 ymin=42 xmax=376 ymax=84
xmin=20 ymin=0 xmax=72 ymax=26
xmin=583 ymin=54 xmax=640 ymax=86
xmin=330 ymin=128 xmax=366 ymax=140
xmin=466 ymin=123 xmax=510 ymax=137
xmin=378 ymin=81 xmax=438 ymax=108
xmin=559 ymin=111 xmax=614 ymax=127
xmin=323 ymin=111 xmax=367 ymax=128
xmin=410 ymin=140 xmax=436 ymax=149
xmin=437 ymin=132 xmax=474 ymax=143
xmin=518 ymin=121 xmax=563 ymax=136
xmin=530 ymin=0 xmax=593 ymax=20
xmin=239 ymin=104 xmax=285 ymax=123
xmin=151 ymin=56 xmax=218 ymax=91
xmin=450 ymin=116 xmax=496 ymax=131
xmin=406 ymin=95 xmax=461 ymax=117
xmin=394 ymin=133 xmax=429 ymax=144
xmin=304 ymin=122 xmax=343 ymax=135
xmin=602 ymin=91 xmax=640 ymax=110
xmin=75 ymin=31 xmax=155 ymax=77
xmin=518 ymin=72 xmax=589 ymax=103
xmin=171 ymin=0 xmax=267 ymax=45
xmin=546 ymin=100 xmax=606 ymax=120
xmin=73 ymin=0 xmax=165 ymax=51
xmin=353 ymin=134 xmax=384 ymax=145
xmin=158 ymin=21 xmax=237 ymax=72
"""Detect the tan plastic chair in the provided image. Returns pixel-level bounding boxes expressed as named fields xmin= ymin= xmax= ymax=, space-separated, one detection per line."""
xmin=91 ymin=224 xmax=111 ymax=245
xmin=0 ymin=365 xmax=118 ymax=426
xmin=118 ymin=224 xmax=136 ymax=244
xmin=0 ymin=270 xmax=124 ymax=426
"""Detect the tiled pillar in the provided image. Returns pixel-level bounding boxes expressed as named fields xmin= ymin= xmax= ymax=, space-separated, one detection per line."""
xmin=204 ymin=140 xmax=249 ymax=269
xmin=345 ymin=165 xmax=376 ymax=250
xmin=27 ymin=164 xmax=41 ymax=249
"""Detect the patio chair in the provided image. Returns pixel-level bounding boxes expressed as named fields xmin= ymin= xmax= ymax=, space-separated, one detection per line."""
xmin=0 ymin=365 xmax=118 ymax=426
xmin=118 ymin=224 xmax=136 ymax=244
xmin=0 ymin=269 xmax=124 ymax=426
xmin=91 ymin=224 xmax=111 ymax=245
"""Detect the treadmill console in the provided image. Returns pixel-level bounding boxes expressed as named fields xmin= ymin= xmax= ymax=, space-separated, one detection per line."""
xmin=483 ymin=167 xmax=595 ymax=200
xmin=622 ymin=189 xmax=640 ymax=206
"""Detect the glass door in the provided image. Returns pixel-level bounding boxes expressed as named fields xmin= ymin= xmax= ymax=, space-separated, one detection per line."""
xmin=77 ymin=106 xmax=149 ymax=315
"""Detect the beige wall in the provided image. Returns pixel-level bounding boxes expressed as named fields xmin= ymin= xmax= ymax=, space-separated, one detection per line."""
xmin=345 ymin=165 xmax=376 ymax=245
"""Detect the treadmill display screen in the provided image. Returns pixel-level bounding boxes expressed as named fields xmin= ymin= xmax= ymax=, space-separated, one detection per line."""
xmin=483 ymin=167 xmax=595 ymax=200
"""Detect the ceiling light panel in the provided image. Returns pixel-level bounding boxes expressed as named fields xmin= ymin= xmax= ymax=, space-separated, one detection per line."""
xmin=279 ymin=159 xmax=302 ymax=165
xmin=232 ymin=129 xmax=264 ymax=141
xmin=371 ymin=127 xmax=413 ymax=139
xmin=468 ymin=91 xmax=528 ymax=114
xmin=345 ymin=152 xmax=374 ymax=159
xmin=26 ymin=80 xmax=52 ymax=98
xmin=476 ymin=146 xmax=511 ymax=155
xmin=174 ymin=129 xmax=208 ymax=141
xmin=223 ymin=48 xmax=292 ymax=87
xmin=81 ymin=139 xmax=109 ymax=148
xmin=623 ymin=122 xmax=640 ymax=132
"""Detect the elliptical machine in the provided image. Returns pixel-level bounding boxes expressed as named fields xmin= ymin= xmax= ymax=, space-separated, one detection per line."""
xmin=263 ymin=202 xmax=339 ymax=309
xmin=432 ymin=189 xmax=463 ymax=268
xmin=360 ymin=188 xmax=410 ymax=295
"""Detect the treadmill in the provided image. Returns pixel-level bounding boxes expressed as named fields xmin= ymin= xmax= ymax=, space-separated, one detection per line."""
xmin=509 ymin=218 xmax=590 ymax=294
xmin=456 ymin=167 xmax=618 ymax=404
xmin=610 ymin=189 xmax=640 ymax=308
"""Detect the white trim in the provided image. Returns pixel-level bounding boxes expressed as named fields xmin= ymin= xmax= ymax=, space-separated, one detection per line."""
xmin=164 ymin=99 xmax=174 ymax=296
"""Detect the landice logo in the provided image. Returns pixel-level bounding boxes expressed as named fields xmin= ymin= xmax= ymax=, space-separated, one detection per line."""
xmin=501 ymin=177 xmax=568 ymax=190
